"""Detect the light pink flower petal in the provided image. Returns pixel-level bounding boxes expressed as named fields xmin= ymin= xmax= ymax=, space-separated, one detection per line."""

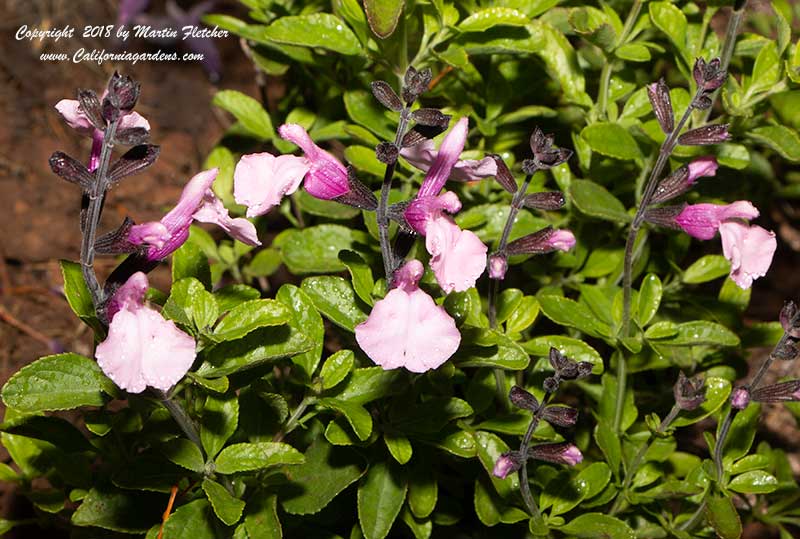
xmin=118 ymin=111 xmax=151 ymax=132
xmin=355 ymin=270 xmax=461 ymax=373
xmin=55 ymin=99 xmax=94 ymax=134
xmin=96 ymin=272 xmax=196 ymax=394
xmin=687 ymin=156 xmax=718 ymax=183
xmin=278 ymin=123 xmax=349 ymax=199
xmin=675 ymin=200 xmax=759 ymax=240
xmin=425 ymin=215 xmax=487 ymax=293
xmin=404 ymin=192 xmax=462 ymax=234
xmin=233 ymin=153 xmax=310 ymax=217
xmin=193 ymin=191 xmax=261 ymax=246
xmin=192 ymin=189 xmax=261 ymax=246
xmin=418 ymin=117 xmax=469 ymax=198
xmin=548 ymin=229 xmax=577 ymax=251
xmin=400 ymin=139 xmax=498 ymax=182
xmin=719 ymin=222 xmax=777 ymax=289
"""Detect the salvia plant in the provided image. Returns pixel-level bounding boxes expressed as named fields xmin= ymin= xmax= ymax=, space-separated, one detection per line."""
xmin=3 ymin=0 xmax=800 ymax=538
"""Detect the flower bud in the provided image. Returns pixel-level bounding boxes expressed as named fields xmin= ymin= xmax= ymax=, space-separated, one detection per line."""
xmin=376 ymin=142 xmax=399 ymax=165
xmin=528 ymin=127 xmax=572 ymax=169
xmin=650 ymin=157 xmax=718 ymax=205
xmin=673 ymin=371 xmax=705 ymax=411
xmin=693 ymin=57 xmax=726 ymax=92
xmin=492 ymin=451 xmax=523 ymax=479
xmin=780 ymin=301 xmax=800 ymax=337
xmin=108 ymin=144 xmax=161 ymax=186
xmin=528 ymin=443 xmax=583 ymax=466
xmin=647 ymin=78 xmax=674 ymax=134
xmin=543 ymin=376 xmax=560 ymax=394
xmin=731 ymin=387 xmax=751 ymax=410
xmin=541 ymin=405 xmax=578 ymax=427
xmin=402 ymin=66 xmax=432 ymax=104
xmin=775 ymin=338 xmax=799 ymax=361
xmin=108 ymin=72 xmax=140 ymax=112
xmin=506 ymin=227 xmax=576 ymax=256
xmin=370 ymin=80 xmax=403 ymax=112
xmin=488 ymin=253 xmax=508 ymax=280
xmin=678 ymin=124 xmax=730 ymax=146
xmin=751 ymin=380 xmax=800 ymax=403
xmin=509 ymin=386 xmax=539 ymax=411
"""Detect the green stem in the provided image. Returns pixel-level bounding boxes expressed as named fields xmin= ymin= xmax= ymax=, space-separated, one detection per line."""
xmin=161 ymin=395 xmax=205 ymax=460
xmin=518 ymin=392 xmax=553 ymax=527
xmin=612 ymin=351 xmax=628 ymax=433
xmin=274 ymin=396 xmax=314 ymax=442
xmin=597 ymin=61 xmax=613 ymax=120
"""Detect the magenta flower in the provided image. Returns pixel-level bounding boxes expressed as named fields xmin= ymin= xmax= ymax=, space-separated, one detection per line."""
xmin=529 ymin=443 xmax=583 ymax=466
xmin=719 ymin=221 xmax=777 ymax=289
xmin=687 ymin=156 xmax=718 ymax=183
xmin=355 ymin=260 xmax=461 ymax=373
xmin=55 ymin=96 xmax=149 ymax=172
xmin=414 ymin=117 xmax=473 ymax=198
xmin=233 ymin=152 xmax=310 ymax=217
xmin=488 ymin=254 xmax=508 ymax=280
xmin=492 ymin=452 xmax=522 ymax=479
xmin=730 ymin=387 xmax=751 ymax=410
xmin=96 ymin=272 xmax=196 ymax=393
xmin=129 ymin=168 xmax=260 ymax=261
xmin=399 ymin=123 xmax=497 ymax=183
xmin=674 ymin=201 xmax=759 ymax=240
xmin=278 ymin=123 xmax=350 ymax=200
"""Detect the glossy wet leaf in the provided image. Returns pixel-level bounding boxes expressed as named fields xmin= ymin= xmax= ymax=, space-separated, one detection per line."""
xmin=321 ymin=350 xmax=355 ymax=390
xmin=683 ymin=255 xmax=730 ymax=284
xmin=728 ymin=470 xmax=778 ymax=494
xmin=318 ymin=398 xmax=372 ymax=441
xmin=161 ymin=438 xmax=205 ymax=472
xmin=212 ymin=299 xmax=290 ymax=342
xmin=581 ymin=123 xmax=642 ymax=161
xmin=457 ymin=7 xmax=529 ymax=32
xmin=213 ymin=90 xmax=275 ymax=141
xmin=357 ymin=461 xmax=407 ymax=539
xmin=558 ymin=513 xmax=635 ymax=539
xmin=637 ymin=274 xmax=662 ymax=326
xmin=215 ymin=442 xmax=304 ymax=474
xmin=203 ymin=478 xmax=245 ymax=525
xmin=201 ymin=392 xmax=239 ymax=458
xmin=262 ymin=13 xmax=363 ymax=55
xmin=301 ymin=276 xmax=368 ymax=332
xmin=705 ymin=494 xmax=742 ymax=539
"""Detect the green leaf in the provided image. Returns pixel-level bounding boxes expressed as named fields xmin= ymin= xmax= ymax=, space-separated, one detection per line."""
xmin=457 ymin=8 xmax=529 ymax=32
xmin=559 ymin=513 xmax=634 ymax=539
xmin=749 ymin=43 xmax=781 ymax=95
xmin=276 ymin=285 xmax=324 ymax=382
xmin=319 ymin=398 xmax=372 ymax=441
xmin=345 ymin=145 xmax=385 ymax=177
xmin=344 ymin=90 xmax=396 ymax=140
xmin=389 ymin=398 xmax=474 ymax=434
xmin=705 ymin=494 xmax=742 ymax=539
xmin=0 ymin=415 xmax=94 ymax=453
xmin=212 ymin=299 xmax=290 ymax=342
xmin=262 ymin=13 xmax=362 ymax=55
xmin=162 ymin=438 xmax=205 ymax=472
xmin=2 ymin=353 xmax=109 ymax=413
xmin=506 ymin=296 xmax=540 ymax=333
xmin=340 ymin=250 xmax=375 ymax=306
xmin=358 ymin=461 xmax=407 ymax=539
xmin=201 ymin=392 xmax=239 ymax=458
xmin=301 ymin=276 xmax=368 ymax=331
xmin=615 ymin=42 xmax=651 ymax=62
xmin=197 ymin=326 xmax=312 ymax=378
xmin=245 ymin=248 xmax=283 ymax=279
xmin=408 ymin=455 xmax=437 ymax=518
xmin=637 ymin=274 xmax=662 ymax=326
xmin=331 ymin=367 xmax=406 ymax=405
xmin=495 ymin=288 xmax=523 ymax=325
xmin=537 ymin=294 xmax=612 ymax=338
xmin=748 ymin=125 xmax=800 ymax=162
xmin=215 ymin=285 xmax=261 ymax=313
xmin=453 ymin=328 xmax=530 ymax=370
xmin=73 ymin=486 xmax=164 ymax=533
xmin=648 ymin=2 xmax=687 ymax=55
xmin=723 ymin=403 xmax=760 ymax=464
xmin=321 ymin=350 xmax=355 ymax=390
xmin=581 ymin=123 xmax=642 ymax=161
xmin=215 ymin=442 xmax=303 ymax=474
xmin=281 ymin=440 xmax=366 ymax=515
xmin=205 ymin=146 xmax=236 ymax=206
xmin=384 ymin=433 xmax=413 ymax=464
xmin=363 ymin=0 xmax=404 ymax=38
xmin=245 ymin=492 xmax=282 ymax=539
xmin=647 ymin=321 xmax=739 ymax=347
xmin=683 ymin=255 xmax=731 ymax=284
xmin=60 ymin=260 xmax=101 ymax=331
xmin=594 ymin=421 xmax=621 ymax=478
xmin=728 ymin=470 xmax=778 ymax=494
xmin=717 ymin=143 xmax=750 ymax=170
xmin=671 ymin=377 xmax=732 ymax=428
xmin=162 ymin=277 xmax=218 ymax=332
xmin=295 ymin=189 xmax=360 ymax=220
xmin=569 ymin=179 xmax=630 ymax=222
xmin=144 ymin=499 xmax=216 ymax=539
xmin=213 ymin=90 xmax=274 ymax=141
xmin=279 ymin=225 xmax=371 ymax=274
xmin=173 ymin=240 xmax=212 ymax=290
xmin=203 ymin=478 xmax=245 ymax=526
xmin=521 ymin=336 xmax=603 ymax=374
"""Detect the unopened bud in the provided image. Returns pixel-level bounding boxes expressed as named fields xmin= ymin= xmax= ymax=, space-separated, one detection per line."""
xmin=506 ymin=227 xmax=576 ymax=256
xmin=528 ymin=127 xmax=572 ymax=169
xmin=487 ymin=154 xmax=517 ymax=194
xmin=509 ymin=386 xmax=539 ymax=411
xmin=492 ymin=451 xmax=523 ymax=478
xmin=674 ymin=371 xmax=705 ymax=411
xmin=543 ymin=376 xmax=560 ymax=394
xmin=731 ymin=387 xmax=751 ymax=410
xmin=411 ymin=108 xmax=450 ymax=128
xmin=693 ymin=57 xmax=726 ymax=92
xmin=108 ymin=72 xmax=140 ymax=111
xmin=528 ymin=443 xmax=583 ymax=466
xmin=488 ymin=253 xmax=508 ymax=280
xmin=647 ymin=78 xmax=674 ymax=134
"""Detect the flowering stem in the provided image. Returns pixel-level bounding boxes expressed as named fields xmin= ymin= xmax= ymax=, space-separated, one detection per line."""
xmin=81 ymin=119 xmax=119 ymax=312
xmin=488 ymin=173 xmax=534 ymax=327
xmin=377 ymin=107 xmax=412 ymax=284
xmin=160 ymin=393 xmax=206 ymax=460
xmin=610 ymin=403 xmax=680 ymax=515
xmin=517 ymin=391 xmax=553 ymax=526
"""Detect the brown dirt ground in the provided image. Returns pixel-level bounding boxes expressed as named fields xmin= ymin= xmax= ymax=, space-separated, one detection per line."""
xmin=0 ymin=1 xmax=799 ymax=537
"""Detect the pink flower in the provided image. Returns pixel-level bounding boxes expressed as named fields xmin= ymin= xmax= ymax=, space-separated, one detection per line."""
xmin=719 ymin=221 xmax=777 ymax=289
xmin=129 ymin=168 xmax=260 ymax=260
xmin=687 ymin=156 xmax=718 ymax=183
xmin=488 ymin=254 xmax=508 ymax=280
xmin=96 ymin=272 xmax=196 ymax=393
xmin=355 ymin=260 xmax=461 ymax=373
xmin=492 ymin=452 xmax=522 ymax=479
xmin=233 ymin=152 xmax=310 ymax=217
xmin=415 ymin=117 xmax=471 ymax=198
xmin=399 ymin=138 xmax=497 ymax=183
xmin=730 ymin=387 xmax=751 ymax=410
xmin=674 ymin=201 xmax=759 ymax=240
xmin=425 ymin=213 xmax=488 ymax=294
xmin=278 ymin=123 xmax=350 ymax=199
xmin=55 ymin=96 xmax=150 ymax=172
xmin=545 ymin=230 xmax=576 ymax=252
xmin=529 ymin=443 xmax=583 ymax=466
